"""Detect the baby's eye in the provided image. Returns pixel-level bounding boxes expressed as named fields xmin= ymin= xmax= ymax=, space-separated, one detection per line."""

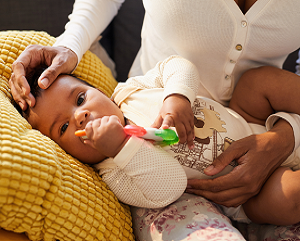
xmin=77 ymin=93 xmax=85 ymax=106
xmin=60 ymin=122 xmax=69 ymax=135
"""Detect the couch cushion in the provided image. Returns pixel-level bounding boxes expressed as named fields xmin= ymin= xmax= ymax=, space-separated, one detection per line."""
xmin=0 ymin=30 xmax=134 ymax=241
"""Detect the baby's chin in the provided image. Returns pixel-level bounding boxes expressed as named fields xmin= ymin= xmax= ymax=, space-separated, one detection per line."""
xmin=59 ymin=138 xmax=104 ymax=165
xmin=71 ymin=150 xmax=103 ymax=165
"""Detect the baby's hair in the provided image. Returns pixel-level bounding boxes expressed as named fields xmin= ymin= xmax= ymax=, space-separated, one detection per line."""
xmin=12 ymin=68 xmax=92 ymax=118
xmin=29 ymin=67 xmax=45 ymax=99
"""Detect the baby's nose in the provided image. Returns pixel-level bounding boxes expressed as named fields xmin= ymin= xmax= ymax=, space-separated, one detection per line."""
xmin=75 ymin=110 xmax=89 ymax=127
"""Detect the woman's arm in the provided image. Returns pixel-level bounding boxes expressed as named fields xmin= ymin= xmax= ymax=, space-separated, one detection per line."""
xmin=10 ymin=0 xmax=124 ymax=111
xmin=54 ymin=0 xmax=124 ymax=62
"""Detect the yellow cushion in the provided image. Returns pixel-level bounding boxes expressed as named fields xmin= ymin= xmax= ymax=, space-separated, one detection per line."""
xmin=0 ymin=31 xmax=134 ymax=241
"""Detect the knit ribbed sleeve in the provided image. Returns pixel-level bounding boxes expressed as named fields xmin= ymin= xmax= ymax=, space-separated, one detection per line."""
xmin=95 ymin=136 xmax=187 ymax=208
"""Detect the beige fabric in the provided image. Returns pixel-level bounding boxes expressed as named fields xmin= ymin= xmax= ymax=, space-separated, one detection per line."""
xmin=96 ymin=136 xmax=187 ymax=208
xmin=53 ymin=0 xmax=300 ymax=104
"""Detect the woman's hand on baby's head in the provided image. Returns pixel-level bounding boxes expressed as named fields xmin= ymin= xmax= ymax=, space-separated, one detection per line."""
xmin=151 ymin=94 xmax=195 ymax=149
xmin=10 ymin=45 xmax=78 ymax=111
xmin=84 ymin=115 xmax=128 ymax=158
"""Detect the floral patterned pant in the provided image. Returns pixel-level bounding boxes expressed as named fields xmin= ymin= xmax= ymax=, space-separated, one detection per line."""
xmin=131 ymin=193 xmax=300 ymax=241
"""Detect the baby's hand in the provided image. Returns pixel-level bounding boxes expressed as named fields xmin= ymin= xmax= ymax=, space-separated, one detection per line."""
xmin=84 ymin=115 xmax=128 ymax=158
xmin=151 ymin=94 xmax=194 ymax=149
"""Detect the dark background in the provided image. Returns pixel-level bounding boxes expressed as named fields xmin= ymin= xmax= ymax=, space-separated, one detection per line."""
xmin=0 ymin=0 xmax=145 ymax=82
xmin=0 ymin=0 xmax=297 ymax=80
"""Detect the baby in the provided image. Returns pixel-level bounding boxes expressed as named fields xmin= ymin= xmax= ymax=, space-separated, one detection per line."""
xmin=14 ymin=55 xmax=300 ymax=225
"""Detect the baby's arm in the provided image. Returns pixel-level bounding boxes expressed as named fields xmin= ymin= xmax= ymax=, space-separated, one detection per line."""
xmin=84 ymin=115 xmax=187 ymax=208
xmin=229 ymin=66 xmax=300 ymax=125
xmin=243 ymin=166 xmax=300 ymax=225
xmin=96 ymin=136 xmax=187 ymax=208
xmin=113 ymin=55 xmax=201 ymax=148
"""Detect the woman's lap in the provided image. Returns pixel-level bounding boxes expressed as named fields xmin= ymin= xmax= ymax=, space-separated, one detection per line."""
xmin=234 ymin=221 xmax=300 ymax=241
xmin=131 ymin=193 xmax=300 ymax=241
xmin=131 ymin=193 xmax=245 ymax=241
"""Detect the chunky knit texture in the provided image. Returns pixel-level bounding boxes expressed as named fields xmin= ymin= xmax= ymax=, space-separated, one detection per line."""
xmin=0 ymin=31 xmax=133 ymax=241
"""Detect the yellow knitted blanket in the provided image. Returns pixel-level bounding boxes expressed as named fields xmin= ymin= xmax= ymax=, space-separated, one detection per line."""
xmin=0 ymin=31 xmax=134 ymax=241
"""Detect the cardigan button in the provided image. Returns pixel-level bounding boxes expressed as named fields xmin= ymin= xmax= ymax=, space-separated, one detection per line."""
xmin=235 ymin=44 xmax=243 ymax=51
xmin=225 ymin=75 xmax=231 ymax=80
xmin=241 ymin=20 xmax=247 ymax=27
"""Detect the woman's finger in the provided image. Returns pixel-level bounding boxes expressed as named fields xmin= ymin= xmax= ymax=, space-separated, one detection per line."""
xmin=186 ymin=184 xmax=249 ymax=207
xmin=38 ymin=46 xmax=77 ymax=89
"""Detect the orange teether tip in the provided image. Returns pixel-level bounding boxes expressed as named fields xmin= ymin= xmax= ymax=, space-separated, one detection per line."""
xmin=75 ymin=130 xmax=86 ymax=137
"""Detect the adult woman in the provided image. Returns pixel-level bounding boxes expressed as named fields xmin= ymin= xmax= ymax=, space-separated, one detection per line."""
xmin=10 ymin=0 xmax=300 ymax=239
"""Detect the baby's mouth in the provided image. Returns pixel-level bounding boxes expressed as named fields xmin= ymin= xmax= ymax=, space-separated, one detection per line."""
xmin=75 ymin=129 xmax=88 ymax=140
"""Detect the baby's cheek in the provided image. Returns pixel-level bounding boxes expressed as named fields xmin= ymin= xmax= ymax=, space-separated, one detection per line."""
xmin=59 ymin=136 xmax=82 ymax=156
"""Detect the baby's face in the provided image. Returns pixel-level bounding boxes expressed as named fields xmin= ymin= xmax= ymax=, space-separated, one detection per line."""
xmin=27 ymin=75 xmax=125 ymax=164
